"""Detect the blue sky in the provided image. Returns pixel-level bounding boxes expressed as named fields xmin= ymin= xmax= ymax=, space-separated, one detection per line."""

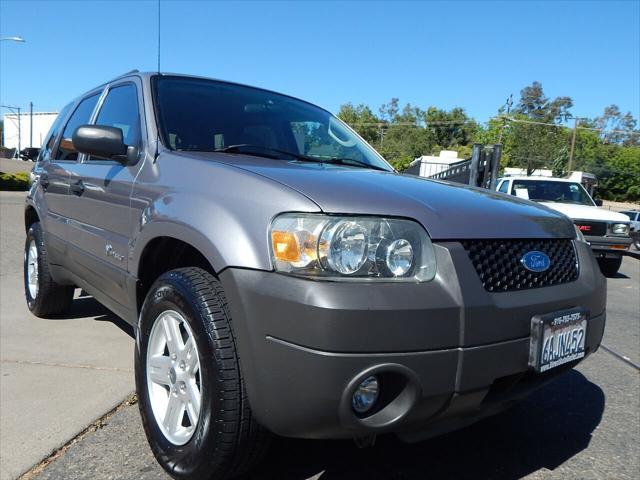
xmin=1 ymin=0 xmax=638 ymax=123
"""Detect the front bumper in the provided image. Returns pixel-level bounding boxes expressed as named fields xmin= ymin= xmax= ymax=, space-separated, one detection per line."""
xmin=220 ymin=240 xmax=606 ymax=439
xmin=586 ymin=235 xmax=632 ymax=258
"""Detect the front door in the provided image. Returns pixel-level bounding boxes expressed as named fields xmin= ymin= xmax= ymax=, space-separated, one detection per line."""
xmin=65 ymin=81 xmax=144 ymax=309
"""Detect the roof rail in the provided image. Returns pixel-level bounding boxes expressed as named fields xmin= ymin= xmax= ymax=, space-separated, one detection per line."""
xmin=108 ymin=69 xmax=140 ymax=83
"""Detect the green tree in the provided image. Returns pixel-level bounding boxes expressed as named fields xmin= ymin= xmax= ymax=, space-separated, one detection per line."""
xmin=595 ymin=105 xmax=639 ymax=146
xmin=424 ymin=107 xmax=477 ymax=150
xmin=336 ymin=103 xmax=381 ymax=146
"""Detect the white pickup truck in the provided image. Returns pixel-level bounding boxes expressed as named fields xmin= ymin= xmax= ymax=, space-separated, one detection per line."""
xmin=496 ymin=176 xmax=632 ymax=276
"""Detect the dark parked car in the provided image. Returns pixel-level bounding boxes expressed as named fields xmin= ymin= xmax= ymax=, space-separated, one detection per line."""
xmin=19 ymin=147 xmax=40 ymax=161
xmin=25 ymin=71 xmax=606 ymax=480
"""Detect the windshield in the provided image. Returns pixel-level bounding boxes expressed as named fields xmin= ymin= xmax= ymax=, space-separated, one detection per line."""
xmin=511 ymin=180 xmax=595 ymax=206
xmin=153 ymin=76 xmax=392 ymax=171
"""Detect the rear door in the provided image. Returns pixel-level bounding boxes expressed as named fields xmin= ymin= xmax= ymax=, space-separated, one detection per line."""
xmin=65 ymin=80 xmax=145 ymax=308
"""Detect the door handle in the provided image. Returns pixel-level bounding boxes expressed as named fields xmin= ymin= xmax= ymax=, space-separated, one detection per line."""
xmin=70 ymin=180 xmax=85 ymax=196
xmin=39 ymin=173 xmax=49 ymax=189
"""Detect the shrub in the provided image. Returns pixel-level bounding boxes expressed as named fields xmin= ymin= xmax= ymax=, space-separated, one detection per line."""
xmin=0 ymin=172 xmax=30 ymax=191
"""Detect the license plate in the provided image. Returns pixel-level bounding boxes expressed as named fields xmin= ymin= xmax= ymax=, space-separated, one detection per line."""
xmin=529 ymin=308 xmax=588 ymax=372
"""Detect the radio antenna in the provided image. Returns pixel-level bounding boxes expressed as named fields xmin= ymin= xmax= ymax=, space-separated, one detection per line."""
xmin=157 ymin=0 xmax=161 ymax=73
xmin=154 ymin=0 xmax=161 ymax=162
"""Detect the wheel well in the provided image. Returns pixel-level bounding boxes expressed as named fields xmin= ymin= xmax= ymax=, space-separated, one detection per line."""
xmin=25 ymin=206 xmax=39 ymax=232
xmin=136 ymin=237 xmax=215 ymax=314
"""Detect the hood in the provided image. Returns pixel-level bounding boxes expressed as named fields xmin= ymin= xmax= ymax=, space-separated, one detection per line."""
xmin=539 ymin=202 xmax=631 ymax=222
xmin=177 ymin=152 xmax=576 ymax=240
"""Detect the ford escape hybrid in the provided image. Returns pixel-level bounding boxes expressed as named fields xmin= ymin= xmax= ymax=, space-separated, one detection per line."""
xmin=25 ymin=72 xmax=606 ymax=480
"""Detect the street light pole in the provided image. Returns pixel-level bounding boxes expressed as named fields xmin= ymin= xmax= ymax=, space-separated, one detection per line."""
xmin=17 ymin=107 xmax=22 ymax=153
xmin=30 ymin=102 xmax=33 ymax=148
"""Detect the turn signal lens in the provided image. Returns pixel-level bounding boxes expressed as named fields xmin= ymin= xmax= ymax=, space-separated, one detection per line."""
xmin=271 ymin=231 xmax=300 ymax=262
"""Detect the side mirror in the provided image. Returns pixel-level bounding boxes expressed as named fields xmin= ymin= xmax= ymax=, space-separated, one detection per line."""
xmin=72 ymin=125 xmax=137 ymax=165
xmin=594 ymin=198 xmax=603 ymax=206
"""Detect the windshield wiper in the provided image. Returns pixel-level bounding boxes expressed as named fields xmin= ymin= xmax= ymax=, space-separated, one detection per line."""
xmin=322 ymin=157 xmax=391 ymax=172
xmin=215 ymin=144 xmax=391 ymax=172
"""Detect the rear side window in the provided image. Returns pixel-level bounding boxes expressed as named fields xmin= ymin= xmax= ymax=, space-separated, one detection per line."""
xmin=88 ymin=84 xmax=140 ymax=161
xmin=56 ymin=93 xmax=101 ymax=161
xmin=38 ymin=103 xmax=72 ymax=162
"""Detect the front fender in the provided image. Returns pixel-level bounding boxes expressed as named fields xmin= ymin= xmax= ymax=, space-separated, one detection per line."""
xmin=129 ymin=164 xmax=321 ymax=277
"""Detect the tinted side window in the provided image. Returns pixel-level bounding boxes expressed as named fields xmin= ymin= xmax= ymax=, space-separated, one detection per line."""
xmin=88 ymin=84 xmax=140 ymax=161
xmin=498 ymin=180 xmax=509 ymax=193
xmin=39 ymin=103 xmax=73 ymax=162
xmin=56 ymin=93 xmax=101 ymax=161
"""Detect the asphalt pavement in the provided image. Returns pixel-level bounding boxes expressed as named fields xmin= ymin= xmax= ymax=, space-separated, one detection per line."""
xmin=1 ymin=191 xmax=638 ymax=480
xmin=0 ymin=192 xmax=135 ymax=479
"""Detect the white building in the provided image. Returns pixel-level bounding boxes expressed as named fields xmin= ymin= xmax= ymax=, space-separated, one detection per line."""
xmin=2 ymin=112 xmax=58 ymax=150
xmin=405 ymin=150 xmax=463 ymax=177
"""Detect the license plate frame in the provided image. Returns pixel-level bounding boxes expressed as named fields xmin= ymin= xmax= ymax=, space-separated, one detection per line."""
xmin=529 ymin=308 xmax=589 ymax=373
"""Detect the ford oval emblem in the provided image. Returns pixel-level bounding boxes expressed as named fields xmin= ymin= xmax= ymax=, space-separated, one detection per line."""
xmin=520 ymin=251 xmax=551 ymax=273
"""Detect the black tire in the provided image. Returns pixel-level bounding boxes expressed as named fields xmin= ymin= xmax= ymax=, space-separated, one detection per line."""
xmin=597 ymin=257 xmax=622 ymax=277
xmin=135 ymin=267 xmax=270 ymax=480
xmin=24 ymin=222 xmax=74 ymax=316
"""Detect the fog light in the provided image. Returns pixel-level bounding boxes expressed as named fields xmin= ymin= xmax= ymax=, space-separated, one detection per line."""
xmin=352 ymin=376 xmax=380 ymax=414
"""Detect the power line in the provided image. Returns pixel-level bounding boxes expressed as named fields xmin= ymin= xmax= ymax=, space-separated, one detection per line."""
xmin=495 ymin=115 xmax=640 ymax=136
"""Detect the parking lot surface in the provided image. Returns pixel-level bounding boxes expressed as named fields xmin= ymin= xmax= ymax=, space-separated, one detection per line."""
xmin=0 ymin=192 xmax=134 ymax=479
xmin=1 ymin=191 xmax=638 ymax=479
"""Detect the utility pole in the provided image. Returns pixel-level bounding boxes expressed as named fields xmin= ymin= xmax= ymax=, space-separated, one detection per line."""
xmin=17 ymin=107 xmax=21 ymax=154
xmin=568 ymin=117 xmax=579 ymax=174
xmin=498 ymin=94 xmax=513 ymax=144
xmin=29 ymin=102 xmax=33 ymax=147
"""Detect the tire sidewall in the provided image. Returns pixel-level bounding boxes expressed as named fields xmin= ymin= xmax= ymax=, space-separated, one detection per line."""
xmin=24 ymin=224 xmax=43 ymax=311
xmin=597 ymin=257 xmax=622 ymax=277
xmin=135 ymin=274 xmax=226 ymax=478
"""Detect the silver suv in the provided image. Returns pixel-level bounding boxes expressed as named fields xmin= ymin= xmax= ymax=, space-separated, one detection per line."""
xmin=25 ymin=72 xmax=606 ymax=480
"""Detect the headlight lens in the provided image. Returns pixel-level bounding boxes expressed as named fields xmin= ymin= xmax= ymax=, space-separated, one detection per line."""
xmin=611 ymin=223 xmax=630 ymax=235
xmin=270 ymin=214 xmax=436 ymax=281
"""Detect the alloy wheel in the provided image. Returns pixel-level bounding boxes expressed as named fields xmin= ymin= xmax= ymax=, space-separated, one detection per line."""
xmin=26 ymin=239 xmax=39 ymax=298
xmin=146 ymin=310 xmax=202 ymax=445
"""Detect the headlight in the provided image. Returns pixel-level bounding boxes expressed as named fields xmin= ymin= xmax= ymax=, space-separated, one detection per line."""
xmin=270 ymin=213 xmax=436 ymax=281
xmin=611 ymin=223 xmax=630 ymax=235
xmin=574 ymin=224 xmax=587 ymax=243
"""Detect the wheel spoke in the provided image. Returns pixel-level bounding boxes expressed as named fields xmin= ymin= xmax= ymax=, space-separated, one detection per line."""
xmin=162 ymin=314 xmax=184 ymax=355
xmin=185 ymin=397 xmax=199 ymax=427
xmin=163 ymin=394 xmax=184 ymax=434
xmin=185 ymin=380 xmax=201 ymax=421
xmin=148 ymin=355 xmax=172 ymax=386
xmin=183 ymin=336 xmax=198 ymax=372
